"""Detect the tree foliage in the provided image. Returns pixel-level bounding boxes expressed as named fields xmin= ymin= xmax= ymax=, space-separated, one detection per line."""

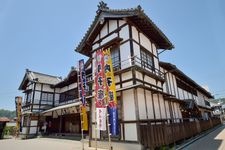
xmin=0 ymin=109 xmax=16 ymax=119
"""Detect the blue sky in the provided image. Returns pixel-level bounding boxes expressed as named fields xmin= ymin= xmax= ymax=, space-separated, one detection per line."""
xmin=0 ymin=0 xmax=225 ymax=110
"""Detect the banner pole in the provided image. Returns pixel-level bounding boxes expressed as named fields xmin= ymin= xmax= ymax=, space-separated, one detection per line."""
xmin=103 ymin=71 xmax=111 ymax=150
xmin=93 ymin=56 xmax=97 ymax=150
xmin=77 ymin=68 xmax=84 ymax=150
xmin=106 ymin=104 xmax=111 ymax=150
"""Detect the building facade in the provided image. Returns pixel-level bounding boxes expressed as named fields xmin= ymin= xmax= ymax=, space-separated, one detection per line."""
xmin=18 ymin=2 xmax=217 ymax=149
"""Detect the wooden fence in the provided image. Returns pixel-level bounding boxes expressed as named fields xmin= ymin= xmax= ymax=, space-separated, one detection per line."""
xmin=140 ymin=118 xmax=221 ymax=149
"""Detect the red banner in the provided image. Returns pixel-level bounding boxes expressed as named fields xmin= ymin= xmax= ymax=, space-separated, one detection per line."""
xmin=94 ymin=49 xmax=107 ymax=131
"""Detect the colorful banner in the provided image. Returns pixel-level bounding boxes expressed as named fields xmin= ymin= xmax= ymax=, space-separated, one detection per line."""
xmin=103 ymin=48 xmax=119 ymax=136
xmin=96 ymin=107 xmax=107 ymax=131
xmin=94 ymin=49 xmax=107 ymax=130
xmin=79 ymin=59 xmax=87 ymax=105
xmin=81 ymin=106 xmax=88 ymax=131
xmin=79 ymin=59 xmax=88 ymax=131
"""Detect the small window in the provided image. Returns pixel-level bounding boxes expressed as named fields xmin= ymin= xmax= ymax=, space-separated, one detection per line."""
xmin=111 ymin=46 xmax=120 ymax=71
xmin=41 ymin=92 xmax=54 ymax=105
xmin=140 ymin=48 xmax=154 ymax=70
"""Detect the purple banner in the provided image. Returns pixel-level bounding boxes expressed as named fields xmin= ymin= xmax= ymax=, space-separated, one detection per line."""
xmin=79 ymin=59 xmax=87 ymax=105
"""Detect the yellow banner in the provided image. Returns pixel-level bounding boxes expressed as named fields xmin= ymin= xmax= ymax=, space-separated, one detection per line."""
xmin=103 ymin=48 xmax=117 ymax=105
xmin=81 ymin=106 xmax=88 ymax=131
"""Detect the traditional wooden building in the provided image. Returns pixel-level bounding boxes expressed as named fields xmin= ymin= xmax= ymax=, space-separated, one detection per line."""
xmin=41 ymin=64 xmax=92 ymax=136
xmin=17 ymin=2 xmax=219 ymax=149
xmin=160 ymin=62 xmax=213 ymax=120
xmin=75 ymin=2 xmax=180 ymax=149
xmin=18 ymin=69 xmax=62 ymax=138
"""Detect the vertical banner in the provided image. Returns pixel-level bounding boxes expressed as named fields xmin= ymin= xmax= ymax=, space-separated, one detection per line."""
xmin=81 ymin=106 xmax=88 ymax=131
xmin=103 ymin=48 xmax=119 ymax=136
xmin=79 ymin=59 xmax=88 ymax=131
xmin=96 ymin=107 xmax=107 ymax=131
xmin=79 ymin=59 xmax=87 ymax=105
xmin=94 ymin=49 xmax=107 ymax=131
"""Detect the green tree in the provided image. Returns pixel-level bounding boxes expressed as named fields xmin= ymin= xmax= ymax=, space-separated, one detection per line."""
xmin=0 ymin=109 xmax=16 ymax=119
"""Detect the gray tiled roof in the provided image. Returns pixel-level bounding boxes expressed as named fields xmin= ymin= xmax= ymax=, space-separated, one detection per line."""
xmin=18 ymin=69 xmax=62 ymax=90
xmin=75 ymin=2 xmax=174 ymax=56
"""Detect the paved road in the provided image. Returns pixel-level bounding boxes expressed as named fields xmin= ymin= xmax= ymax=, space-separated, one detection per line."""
xmin=184 ymin=124 xmax=225 ymax=150
xmin=0 ymin=138 xmax=104 ymax=150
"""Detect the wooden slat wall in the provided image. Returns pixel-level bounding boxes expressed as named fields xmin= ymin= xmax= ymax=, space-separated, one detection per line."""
xmin=140 ymin=118 xmax=221 ymax=149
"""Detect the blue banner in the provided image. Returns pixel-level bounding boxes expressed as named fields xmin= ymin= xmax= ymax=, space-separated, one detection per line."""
xmin=108 ymin=106 xmax=119 ymax=136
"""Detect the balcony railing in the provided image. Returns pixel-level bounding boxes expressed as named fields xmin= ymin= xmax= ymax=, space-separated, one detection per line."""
xmin=112 ymin=55 xmax=165 ymax=80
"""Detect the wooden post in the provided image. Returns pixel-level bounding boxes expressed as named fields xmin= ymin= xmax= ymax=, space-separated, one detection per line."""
xmin=77 ymin=68 xmax=84 ymax=150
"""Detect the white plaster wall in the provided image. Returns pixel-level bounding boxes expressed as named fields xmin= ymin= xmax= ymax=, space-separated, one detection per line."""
xmin=188 ymin=92 xmax=193 ymax=99
xmin=30 ymin=120 xmax=37 ymax=126
xmin=153 ymin=94 xmax=160 ymax=119
xmin=102 ymin=33 xmax=117 ymax=45
xmin=135 ymin=71 xmax=143 ymax=80
xmin=92 ymin=43 xmax=100 ymax=50
xmin=55 ymin=88 xmax=60 ymax=93
xmin=32 ymin=105 xmax=39 ymax=110
xmin=171 ymin=75 xmax=178 ymax=98
xmin=34 ymin=91 xmax=41 ymax=104
xmin=146 ymin=90 xmax=154 ymax=119
xmin=119 ymin=25 xmax=129 ymax=42
xmin=184 ymin=90 xmax=188 ymax=99
xmin=133 ymin=42 xmax=141 ymax=63
xmin=153 ymin=57 xmax=159 ymax=70
xmin=177 ymin=103 xmax=182 ymax=118
xmin=197 ymin=91 xmax=205 ymax=106
xmin=165 ymin=101 xmax=170 ymax=119
xmin=93 ymin=34 xmax=99 ymax=43
xmin=60 ymin=86 xmax=68 ymax=93
xmin=22 ymin=127 xmax=28 ymax=134
xmin=137 ymin=88 xmax=147 ymax=119
xmin=124 ymin=123 xmax=137 ymax=141
xmin=140 ymin=33 xmax=152 ymax=52
xmin=173 ymin=103 xmax=179 ymax=119
xmin=35 ymin=83 xmax=42 ymax=91
xmin=178 ymin=88 xmax=184 ymax=99
xmin=152 ymin=43 xmax=157 ymax=57
xmin=122 ymin=71 xmax=132 ymax=81
xmin=42 ymin=84 xmax=54 ymax=92
xmin=123 ymin=89 xmax=136 ymax=120
xmin=165 ymin=73 xmax=171 ymax=94
xmin=159 ymin=95 xmax=166 ymax=119
xmin=119 ymin=20 xmax=126 ymax=27
xmin=132 ymin=26 xmax=139 ymax=43
xmin=109 ymin=20 xmax=117 ymax=33
xmin=68 ymin=83 xmax=77 ymax=90
xmin=144 ymin=76 xmax=156 ymax=86
xmin=168 ymin=73 xmax=175 ymax=96
xmin=30 ymin=127 xmax=37 ymax=134
xmin=120 ymin=42 xmax=131 ymax=69
xmin=100 ymin=22 xmax=108 ymax=38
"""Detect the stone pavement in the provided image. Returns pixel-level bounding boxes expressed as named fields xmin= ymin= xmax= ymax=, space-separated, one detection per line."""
xmin=181 ymin=124 xmax=225 ymax=150
xmin=0 ymin=138 xmax=105 ymax=150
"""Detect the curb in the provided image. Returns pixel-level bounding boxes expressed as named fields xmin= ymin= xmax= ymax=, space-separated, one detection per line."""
xmin=176 ymin=124 xmax=223 ymax=150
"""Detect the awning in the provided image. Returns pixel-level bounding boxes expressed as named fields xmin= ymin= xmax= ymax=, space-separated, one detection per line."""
xmin=41 ymin=101 xmax=81 ymax=114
